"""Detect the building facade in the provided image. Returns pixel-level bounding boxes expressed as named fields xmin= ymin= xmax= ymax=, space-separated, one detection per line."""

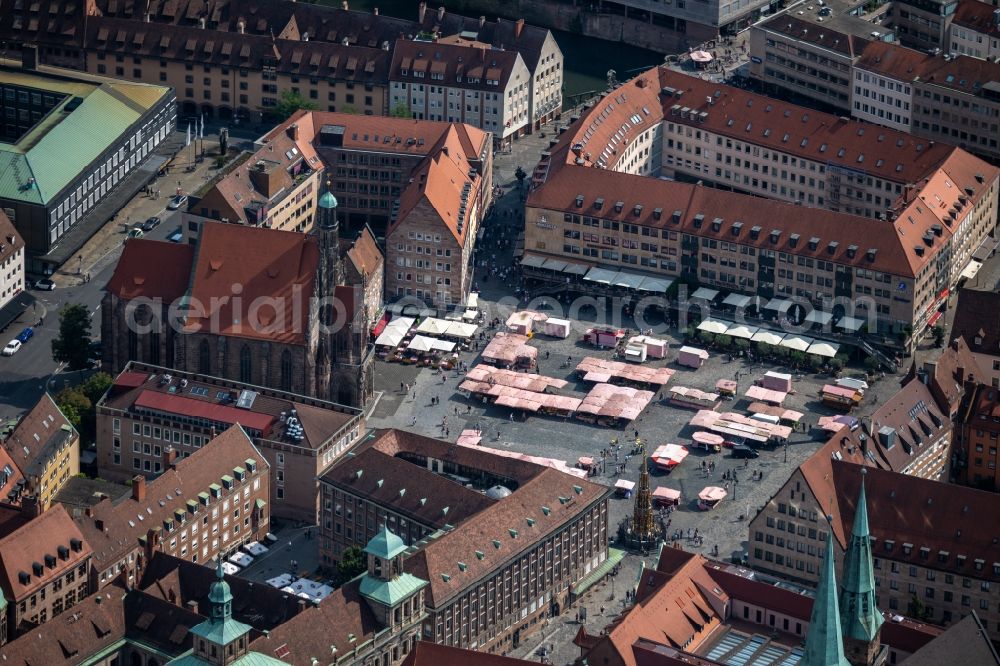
xmin=0 ymin=213 xmax=24 ymax=312
xmin=388 ymin=39 xmax=531 ymax=147
xmin=950 ymin=0 xmax=1000 ymax=58
xmin=95 ymin=363 xmax=365 ymax=523
xmin=891 ymin=0 xmax=959 ymax=50
xmin=0 ymin=505 xmax=91 ymax=637
xmin=1 ymin=394 xmax=80 ymax=511
xmin=851 ymin=67 xmax=914 ymax=131
xmin=76 ymin=425 xmax=269 ymax=590
xmin=0 ymin=64 xmax=174 ymax=272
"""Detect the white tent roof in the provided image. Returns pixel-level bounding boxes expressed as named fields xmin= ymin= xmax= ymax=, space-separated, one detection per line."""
xmin=638 ymin=276 xmax=674 ymax=292
xmin=779 ymin=334 xmax=814 ymax=351
xmin=444 ymin=321 xmax=478 ymax=338
xmin=542 ymin=258 xmax=568 ymax=272
xmin=751 ymin=330 xmax=784 ymax=345
xmin=697 ymin=319 xmax=730 ymax=334
xmin=521 ymin=254 xmax=546 ymax=268
xmin=465 ymin=292 xmax=479 ymax=309
xmin=584 ymin=267 xmax=619 ymax=284
xmin=960 ymin=259 xmax=984 ymax=281
xmin=614 ymin=271 xmax=647 ymax=290
xmin=462 ymin=309 xmax=479 ymax=322
xmin=563 ymin=261 xmax=590 ymax=275
xmin=722 ymin=293 xmax=752 ymax=308
xmin=691 ymin=287 xmax=719 ymax=301
xmin=725 ymin=323 xmax=759 ymax=339
xmin=804 ymin=310 xmax=834 ymax=325
xmin=416 ymin=317 xmax=452 ymax=336
xmin=837 ymin=316 xmax=864 ymax=332
xmin=408 ymin=335 xmax=456 ymax=353
xmin=374 ymin=317 xmax=415 ymax=347
xmin=764 ymin=297 xmax=793 ymax=313
xmin=807 ymin=341 xmax=840 ymax=358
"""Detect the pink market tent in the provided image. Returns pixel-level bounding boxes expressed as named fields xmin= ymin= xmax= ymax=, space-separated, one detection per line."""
xmin=699 ymin=486 xmax=727 ymax=502
xmin=651 ymin=443 xmax=689 ymax=470
xmin=615 ymin=479 xmax=636 ymax=494
xmin=690 ymin=50 xmax=714 ymax=63
xmin=748 ymin=402 xmax=804 ymax=423
xmin=688 ymin=410 xmax=792 ymax=444
xmin=456 ymin=429 xmax=482 ymax=446
xmin=482 ymin=332 xmax=537 ymax=367
xmin=715 ymin=379 xmax=737 ymax=395
xmin=669 ymin=386 xmax=721 ymax=410
xmin=578 ymin=384 xmax=654 ymax=421
xmin=653 ymin=486 xmax=681 ymax=506
xmin=465 ymin=365 xmax=567 ymax=392
xmin=506 ymin=310 xmax=547 ymax=335
xmin=817 ymin=414 xmax=858 ymax=433
xmin=578 ymin=456 xmax=595 ymax=468
xmin=745 ymin=385 xmax=788 ymax=406
xmin=575 ymin=357 xmax=675 ymax=387
xmin=455 ymin=440 xmax=587 ymax=478
xmin=692 ymin=432 xmax=724 ymax=446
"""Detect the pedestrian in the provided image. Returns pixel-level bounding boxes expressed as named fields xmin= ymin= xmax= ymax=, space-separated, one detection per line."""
xmin=401 ymin=381 xmax=405 ymax=393
xmin=509 ymin=412 xmax=515 ymax=422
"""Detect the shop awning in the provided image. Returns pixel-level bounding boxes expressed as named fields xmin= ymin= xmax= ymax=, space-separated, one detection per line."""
xmin=638 ymin=276 xmax=674 ymax=292
xmin=541 ymin=257 xmax=568 ymax=272
xmin=521 ymin=254 xmax=546 ymax=268
xmin=960 ymin=259 xmax=984 ymax=281
xmin=613 ymin=272 xmax=647 ymax=290
xmin=837 ymin=316 xmax=864 ymax=332
xmin=722 ymin=293 xmax=752 ymax=308
xmin=779 ymin=334 xmax=814 ymax=352
xmin=691 ymin=287 xmax=719 ymax=301
xmin=763 ymin=298 xmax=793 ymax=313
xmin=697 ymin=318 xmax=730 ymax=335
xmin=726 ymin=323 xmax=758 ymax=339
xmin=572 ymin=548 xmax=627 ymax=596
xmin=807 ymin=341 xmax=840 ymax=358
xmin=751 ymin=329 xmax=785 ymax=345
xmin=563 ymin=261 xmax=590 ymax=275
xmin=804 ymin=310 xmax=833 ymax=325
xmin=584 ymin=267 xmax=619 ymax=285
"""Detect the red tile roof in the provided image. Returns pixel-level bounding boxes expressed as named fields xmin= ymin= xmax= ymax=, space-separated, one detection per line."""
xmin=401 ymin=642 xmax=535 ymax=666
xmin=0 ymin=504 xmax=91 ymax=601
xmin=133 ymin=390 xmax=276 ymax=432
xmin=3 ymin=393 xmax=77 ymax=479
xmin=389 ymin=38 xmax=523 ymax=92
xmin=757 ymin=14 xmax=870 ymax=57
xmin=0 ymin=210 xmax=23 ymax=269
xmin=953 ymin=0 xmax=1000 ymax=38
xmin=184 ymin=223 xmax=319 ymax=345
xmin=857 ymin=40 xmax=1000 ymax=95
xmin=344 ymin=226 xmax=383 ymax=281
xmin=391 ymin=142 xmax=481 ymax=244
xmin=952 ymin=288 xmax=1000 ymax=359
xmin=104 ymin=239 xmax=194 ymax=302
xmin=547 ymin=67 xmax=953 ymax=185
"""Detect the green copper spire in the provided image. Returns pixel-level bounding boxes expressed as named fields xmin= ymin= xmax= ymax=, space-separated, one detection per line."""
xmin=804 ymin=531 xmax=849 ymax=666
xmin=839 ymin=469 xmax=884 ymax=643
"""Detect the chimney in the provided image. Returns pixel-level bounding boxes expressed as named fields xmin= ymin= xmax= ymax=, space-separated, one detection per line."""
xmin=132 ymin=475 xmax=146 ymax=502
xmin=437 ymin=6 xmax=445 ymax=21
xmin=515 ymin=18 xmax=525 ymax=39
xmin=164 ymin=446 xmax=179 ymax=470
xmin=418 ymin=1 xmax=427 ymax=23
xmin=237 ymin=19 xmax=245 ymax=34
xmin=199 ymin=16 xmax=206 ymax=29
xmin=479 ymin=15 xmax=486 ymax=29
xmin=921 ymin=359 xmax=937 ymax=384
xmin=288 ymin=123 xmax=299 ymax=141
xmin=85 ymin=507 xmax=94 ymax=518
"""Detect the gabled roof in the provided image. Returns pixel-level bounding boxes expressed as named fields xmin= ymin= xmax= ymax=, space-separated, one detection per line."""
xmin=857 ymin=40 xmax=1000 ymax=96
xmin=902 ymin=612 xmax=1000 ymax=666
xmin=389 ymin=38 xmax=524 ymax=92
xmin=2 ymin=393 xmax=76 ymax=479
xmin=391 ymin=142 xmax=480 ymax=245
xmin=184 ymin=224 xmax=319 ymax=345
xmin=953 ymin=0 xmax=1000 ymax=38
xmin=105 ymin=240 xmax=195 ymax=302
xmin=0 ymin=504 xmax=91 ymax=601
xmin=401 ymin=642 xmax=536 ymax=666
xmin=0 ymin=211 xmax=24 ymax=268
xmin=952 ymin=289 xmax=1000 ymax=358
xmin=344 ymin=226 xmax=384 ymax=281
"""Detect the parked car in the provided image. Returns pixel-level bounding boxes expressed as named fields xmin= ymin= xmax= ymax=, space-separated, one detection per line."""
xmin=33 ymin=278 xmax=55 ymax=291
xmin=141 ymin=216 xmax=161 ymax=231
xmin=167 ymin=194 xmax=188 ymax=210
xmin=168 ymin=227 xmax=183 ymax=243
xmin=722 ymin=436 xmax=746 ymax=448
xmin=1 ymin=340 xmax=22 ymax=356
xmin=126 ymin=227 xmax=144 ymax=240
xmin=731 ymin=445 xmax=760 ymax=459
xmin=16 ymin=327 xmax=33 ymax=343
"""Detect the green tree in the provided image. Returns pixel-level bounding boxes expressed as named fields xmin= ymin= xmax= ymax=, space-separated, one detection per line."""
xmin=514 ymin=165 xmax=527 ymax=188
xmin=389 ymin=101 xmax=411 ymax=118
xmin=338 ymin=546 xmax=367 ymax=582
xmin=931 ymin=324 xmax=945 ymax=347
xmin=52 ymin=304 xmax=92 ymax=370
xmin=80 ymin=372 xmax=113 ymax=405
xmin=273 ymin=90 xmax=319 ymax=121
xmin=54 ymin=388 xmax=89 ymax=431
xmin=52 ymin=372 xmax=111 ymax=445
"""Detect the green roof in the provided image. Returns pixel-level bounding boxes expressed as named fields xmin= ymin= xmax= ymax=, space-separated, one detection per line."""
xmin=364 ymin=525 xmax=407 ymax=560
xmin=168 ymin=650 xmax=290 ymax=666
xmin=318 ymin=191 xmax=338 ymax=209
xmin=358 ymin=571 xmax=427 ymax=607
xmin=572 ymin=548 xmax=626 ymax=596
xmin=0 ymin=69 xmax=170 ymax=206
xmin=188 ymin=616 xmax=253 ymax=646
xmin=839 ymin=472 xmax=884 ymax=642
xmin=803 ymin=532 xmax=849 ymax=666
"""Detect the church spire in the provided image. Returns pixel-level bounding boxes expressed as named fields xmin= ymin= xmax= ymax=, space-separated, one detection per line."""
xmin=839 ymin=469 xmax=884 ymax=665
xmin=803 ymin=531 xmax=850 ymax=666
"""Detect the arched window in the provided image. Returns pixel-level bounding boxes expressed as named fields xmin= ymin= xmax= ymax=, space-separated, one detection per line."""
xmin=239 ymin=345 xmax=252 ymax=384
xmin=198 ymin=340 xmax=211 ymax=375
xmin=280 ymin=349 xmax=293 ymax=391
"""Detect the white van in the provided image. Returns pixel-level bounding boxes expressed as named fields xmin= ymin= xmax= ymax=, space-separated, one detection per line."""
xmin=750 ymin=413 xmax=781 ymax=425
xmin=836 ymin=377 xmax=869 ymax=393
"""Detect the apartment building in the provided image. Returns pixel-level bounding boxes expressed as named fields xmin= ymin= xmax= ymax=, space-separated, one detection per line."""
xmin=0 ymin=64 xmax=174 ymax=273
xmin=1 ymin=394 xmax=79 ymax=512
xmin=749 ymin=450 xmax=1000 ymax=640
xmin=749 ymin=11 xmax=885 ymax=113
xmin=0 ymin=505 xmax=91 ymax=637
xmin=85 ymin=16 xmax=388 ymax=123
xmin=951 ymin=289 xmax=1000 ymax=387
xmin=950 ymin=0 xmax=1000 ymax=58
xmin=0 ymin=214 xmax=24 ymax=312
xmin=183 ymin=122 xmax=323 ymax=240
xmin=957 ymin=384 xmax=1000 ymax=491
xmin=95 ymin=363 xmax=365 ymax=523
xmin=891 ymin=0 xmax=960 ymax=50
xmin=319 ymin=429 xmax=613 ymax=654
xmin=389 ymin=39 xmax=531 ymax=148
xmin=855 ymin=41 xmax=1000 ymax=161
xmin=76 ymin=425 xmax=269 ymax=590
xmin=386 ymin=134 xmax=488 ymax=306
xmin=851 ymin=65 xmax=914 ymax=131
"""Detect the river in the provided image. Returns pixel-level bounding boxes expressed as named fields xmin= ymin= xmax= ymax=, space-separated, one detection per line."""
xmin=322 ymin=0 xmax=666 ymax=105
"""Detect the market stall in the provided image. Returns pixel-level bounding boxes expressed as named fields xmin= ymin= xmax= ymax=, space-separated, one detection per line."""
xmin=542 ymin=317 xmax=572 ymax=338
xmin=745 ymin=385 xmax=788 ymax=406
xmin=698 ymin=486 xmax=727 ymax=510
xmin=747 ymin=403 xmax=804 ymax=425
xmin=760 ymin=371 xmax=792 ymax=393
xmin=668 ymin=386 xmax=721 ymax=410
xmin=584 ymin=327 xmax=625 ymax=348
xmin=628 ymin=335 xmax=669 ymax=359
xmin=650 ymin=443 xmax=690 ymax=471
xmin=715 ymin=379 xmax=738 ymax=397
xmin=481 ymin=332 xmax=537 ymax=368
xmin=615 ymin=479 xmax=636 ymax=498
xmin=456 ymin=429 xmax=482 ymax=446
xmin=407 ymin=335 xmax=457 ymax=353
xmin=577 ymin=383 xmax=655 ymax=425
xmin=652 ymin=486 xmax=681 ymax=507
xmin=821 ymin=384 xmax=862 ymax=411
xmin=691 ymin=431 xmax=724 ymax=452
xmin=576 ymin=357 xmax=674 ymax=388
xmin=506 ymin=310 xmax=547 ymax=335
xmin=677 ymin=346 xmax=709 ymax=369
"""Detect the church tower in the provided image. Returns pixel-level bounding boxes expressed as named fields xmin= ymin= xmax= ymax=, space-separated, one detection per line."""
xmin=803 ymin=531 xmax=850 ymax=666
xmin=315 ymin=180 xmax=341 ymax=401
xmin=839 ymin=469 xmax=886 ymax=666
